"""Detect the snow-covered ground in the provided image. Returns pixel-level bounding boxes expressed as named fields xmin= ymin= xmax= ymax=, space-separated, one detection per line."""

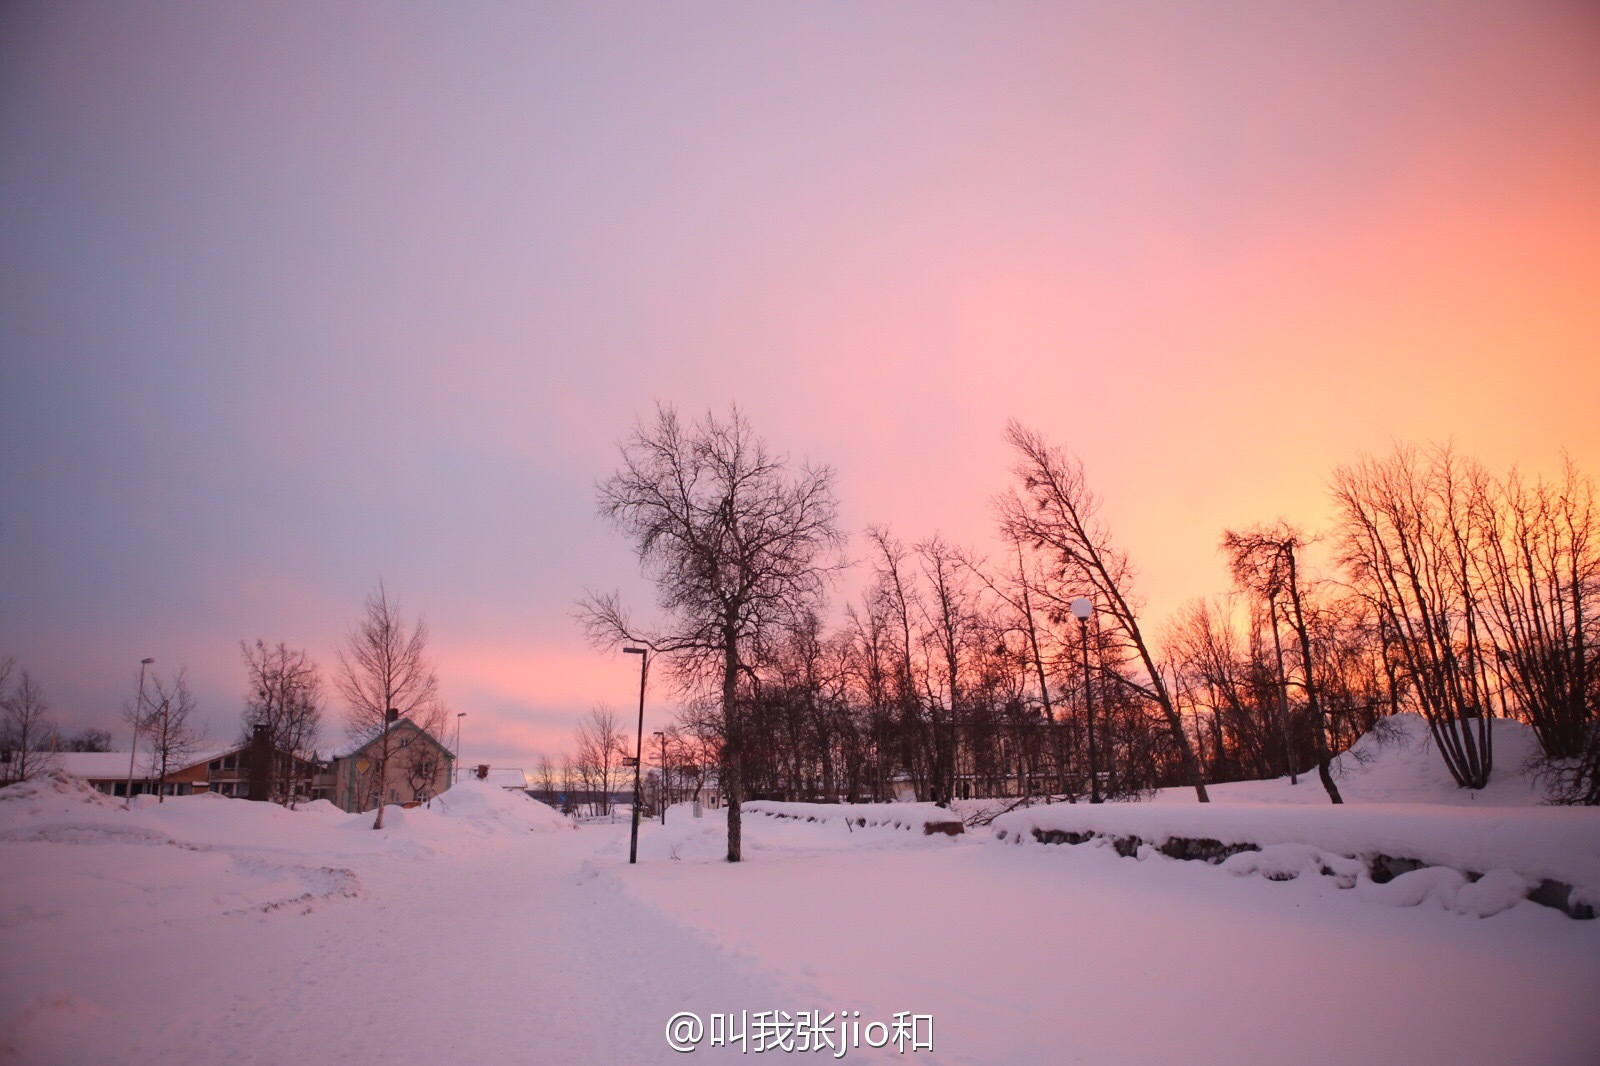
xmin=3 ymin=724 xmax=1599 ymax=1064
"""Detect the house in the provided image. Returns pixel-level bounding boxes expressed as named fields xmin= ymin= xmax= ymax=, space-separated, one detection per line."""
xmin=59 ymin=727 xmax=319 ymax=801
xmin=322 ymin=718 xmax=455 ymax=813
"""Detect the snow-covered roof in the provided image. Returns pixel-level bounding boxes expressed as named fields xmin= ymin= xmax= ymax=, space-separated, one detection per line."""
xmin=58 ymin=750 xmax=230 ymax=780
xmin=462 ymin=765 xmax=528 ymax=789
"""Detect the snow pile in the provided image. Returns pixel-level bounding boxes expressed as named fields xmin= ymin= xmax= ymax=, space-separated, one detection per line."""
xmin=0 ymin=773 xmax=571 ymax=860
xmin=1219 ymin=842 xmax=1366 ymax=887
xmin=1157 ymin=712 xmax=1551 ymax=806
xmin=1354 ymin=865 xmax=1537 ymax=917
xmin=426 ymin=779 xmax=576 ymax=835
xmin=0 ymin=769 xmax=119 ymax=823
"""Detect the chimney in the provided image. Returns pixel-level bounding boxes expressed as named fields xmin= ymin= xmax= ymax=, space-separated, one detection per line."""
xmin=247 ymin=724 xmax=273 ymax=802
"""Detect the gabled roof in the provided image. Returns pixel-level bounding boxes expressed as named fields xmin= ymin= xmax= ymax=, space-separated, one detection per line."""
xmin=335 ymin=718 xmax=455 ymax=762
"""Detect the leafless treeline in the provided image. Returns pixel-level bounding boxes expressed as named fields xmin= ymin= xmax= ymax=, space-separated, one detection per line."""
xmin=584 ymin=410 xmax=1599 ymax=823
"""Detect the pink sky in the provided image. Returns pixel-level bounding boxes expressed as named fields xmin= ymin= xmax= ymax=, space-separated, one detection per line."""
xmin=2 ymin=2 xmax=1597 ymax=767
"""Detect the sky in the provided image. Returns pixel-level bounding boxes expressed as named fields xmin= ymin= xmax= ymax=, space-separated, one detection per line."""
xmin=2 ymin=1 xmax=1598 ymax=768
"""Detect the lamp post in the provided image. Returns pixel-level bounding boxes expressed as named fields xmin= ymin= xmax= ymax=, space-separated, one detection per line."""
xmin=1071 ymin=598 xmax=1101 ymax=804
xmin=653 ymin=730 xmax=668 ymax=824
xmin=124 ymin=657 xmax=154 ymax=805
xmin=455 ymin=712 xmax=466 ymax=785
xmin=624 ymin=646 xmax=648 ymax=864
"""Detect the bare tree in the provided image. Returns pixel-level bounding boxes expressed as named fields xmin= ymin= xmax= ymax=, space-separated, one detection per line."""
xmin=574 ymin=705 xmax=628 ymax=815
xmin=1474 ymin=458 xmax=1597 ymax=761
xmin=139 ymin=669 xmax=205 ymax=802
xmin=581 ymin=405 xmax=844 ymax=861
xmin=1333 ymin=447 xmax=1494 ymax=789
xmin=1165 ymin=598 xmax=1275 ymax=783
xmin=998 ymin=422 xmax=1209 ymax=801
xmin=241 ymin=640 xmax=324 ymax=807
xmin=1 ymin=664 xmax=59 ymax=784
xmin=560 ymin=751 xmax=578 ymax=814
xmin=63 ymin=728 xmax=114 ymax=752
xmin=334 ymin=583 xmax=442 ymax=828
xmin=1224 ymin=523 xmax=1342 ymax=802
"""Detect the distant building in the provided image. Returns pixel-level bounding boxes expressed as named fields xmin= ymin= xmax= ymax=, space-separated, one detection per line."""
xmin=461 ymin=764 xmax=528 ymax=790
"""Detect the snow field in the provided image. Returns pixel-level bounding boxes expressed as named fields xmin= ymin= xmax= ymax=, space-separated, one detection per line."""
xmin=4 ymin=721 xmax=1599 ymax=1065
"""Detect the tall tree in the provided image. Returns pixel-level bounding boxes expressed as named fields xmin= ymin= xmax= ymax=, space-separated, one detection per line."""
xmin=998 ymin=422 xmax=1210 ymax=801
xmin=241 ymin=640 xmax=325 ymax=807
xmin=1333 ymin=447 xmax=1494 ymax=789
xmin=1223 ymin=523 xmax=1343 ymax=802
xmin=138 ymin=669 xmax=205 ymax=802
xmin=574 ymin=705 xmax=628 ymax=816
xmin=1474 ymin=458 xmax=1597 ymax=761
xmin=335 ymin=583 xmax=442 ymax=828
xmin=1 ymin=663 xmax=59 ymax=783
xmin=582 ymin=405 xmax=844 ymax=861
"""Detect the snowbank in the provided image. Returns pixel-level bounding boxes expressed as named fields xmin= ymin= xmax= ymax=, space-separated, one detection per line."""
xmin=625 ymin=801 xmax=967 ymax=862
xmin=0 ymin=770 xmax=120 ymax=822
xmin=0 ymin=771 xmax=572 ymax=859
xmin=990 ymin=802 xmax=1600 ymax=915
xmin=745 ymin=799 xmax=964 ymax=833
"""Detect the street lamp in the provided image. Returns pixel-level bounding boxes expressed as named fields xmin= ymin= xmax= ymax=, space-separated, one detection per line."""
xmin=624 ymin=646 xmax=648 ymax=864
xmin=455 ymin=712 xmax=466 ymax=785
xmin=1071 ymin=598 xmax=1101 ymax=804
xmin=653 ymin=730 xmax=667 ymax=824
xmin=124 ymin=657 xmax=154 ymax=805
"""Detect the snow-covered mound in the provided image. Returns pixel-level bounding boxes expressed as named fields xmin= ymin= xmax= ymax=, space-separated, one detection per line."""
xmin=0 ymin=773 xmax=572 ymax=858
xmin=1156 ymin=712 xmax=1551 ymax=806
xmin=0 ymin=770 xmax=120 ymax=825
xmin=426 ymin=780 xmax=576 ymax=834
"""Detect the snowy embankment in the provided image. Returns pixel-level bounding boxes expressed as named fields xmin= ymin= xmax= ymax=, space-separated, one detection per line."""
xmin=745 ymin=800 xmax=966 ymax=834
xmin=991 ymin=803 xmax=1600 ymax=917
xmin=989 ymin=714 xmax=1600 ymax=918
